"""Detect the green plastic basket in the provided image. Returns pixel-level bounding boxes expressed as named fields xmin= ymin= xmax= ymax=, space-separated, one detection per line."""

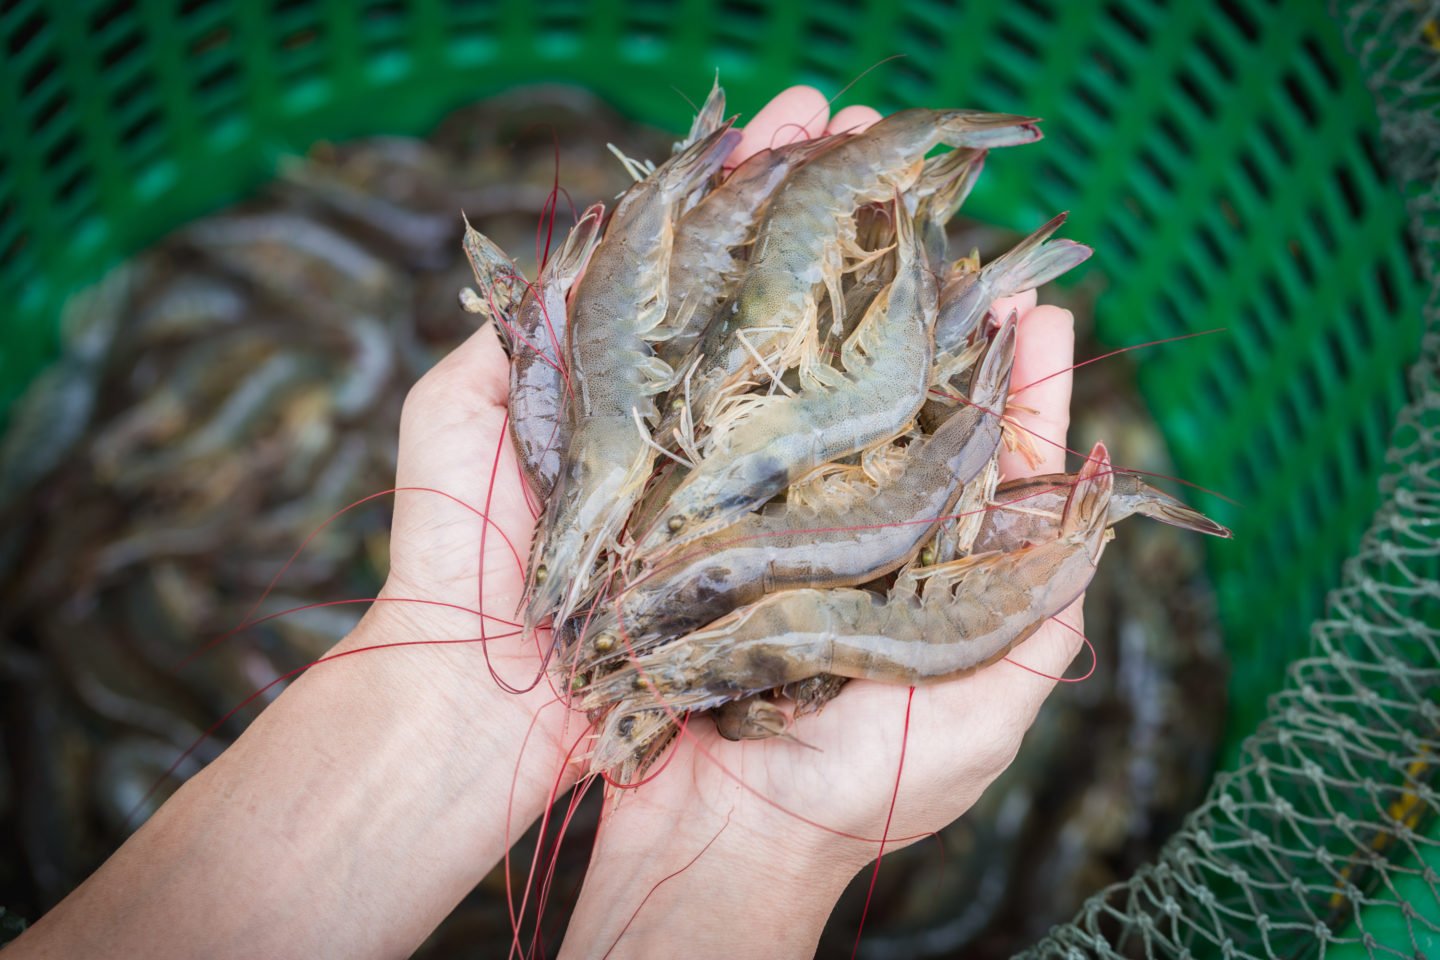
xmin=0 ymin=0 xmax=1429 ymax=948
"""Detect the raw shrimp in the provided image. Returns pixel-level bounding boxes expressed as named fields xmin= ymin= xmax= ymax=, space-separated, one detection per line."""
xmin=575 ymin=317 xmax=1017 ymax=666
xmin=970 ymin=470 xmax=1232 ymax=552
xmin=583 ymin=444 xmax=1115 ymax=765
xmin=666 ymin=109 xmax=1041 ymax=438
xmin=523 ymin=125 xmax=740 ymax=631
xmin=460 ymin=219 xmax=525 ymax=327
xmin=506 ymin=204 xmax=604 ymax=500
xmin=713 ymin=695 xmax=792 ymax=742
xmin=932 ymin=213 xmax=1092 ymax=356
xmin=657 ymin=136 xmax=838 ymax=369
xmin=633 ymin=193 xmax=938 ymax=560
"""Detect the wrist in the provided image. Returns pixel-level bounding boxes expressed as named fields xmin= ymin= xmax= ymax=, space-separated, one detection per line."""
xmin=563 ymin=788 xmax=863 ymax=958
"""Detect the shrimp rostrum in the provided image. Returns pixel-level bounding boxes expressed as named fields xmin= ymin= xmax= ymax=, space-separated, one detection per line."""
xmin=459 ymin=84 xmax=1231 ymax=779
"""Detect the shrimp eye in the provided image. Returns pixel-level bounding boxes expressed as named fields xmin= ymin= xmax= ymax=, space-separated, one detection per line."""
xmin=666 ymin=516 xmax=685 ymax=533
xmin=534 ymin=564 xmax=549 ymax=584
xmin=617 ymin=716 xmax=635 ymax=738
xmin=594 ymin=631 xmax=616 ymax=653
xmin=570 ymin=673 xmax=588 ymax=692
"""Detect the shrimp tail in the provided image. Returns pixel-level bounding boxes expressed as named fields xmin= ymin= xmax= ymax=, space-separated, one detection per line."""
xmin=675 ymin=74 xmax=727 ymax=153
xmin=553 ymin=202 xmax=606 ymax=277
xmin=1063 ymin=441 xmax=1115 ymax=562
xmin=1121 ymin=475 xmax=1234 ymax=539
xmin=990 ymin=212 xmax=1093 ymax=296
xmin=659 ymin=125 xmax=742 ymax=204
xmin=971 ymin=309 xmax=1019 ymax=404
xmin=937 ymin=111 xmax=1044 ymax=149
xmin=916 ymin=149 xmax=986 ymax=269
xmin=916 ymin=148 xmax=986 ymax=220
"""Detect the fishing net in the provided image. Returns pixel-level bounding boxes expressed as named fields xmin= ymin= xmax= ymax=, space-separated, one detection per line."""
xmin=1024 ymin=2 xmax=1440 ymax=956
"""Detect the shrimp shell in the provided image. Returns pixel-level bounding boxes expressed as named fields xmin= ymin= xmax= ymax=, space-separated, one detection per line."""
xmin=575 ymin=317 xmax=1017 ymax=669
xmin=632 ymin=194 xmax=937 ymax=560
xmin=970 ymin=471 xmax=1232 ymax=552
xmin=666 ymin=109 xmax=1040 ymax=441
xmin=523 ymin=125 xmax=740 ymax=630
xmin=582 ymin=443 xmax=1113 ymax=723
xmin=506 ymin=205 xmax=603 ymax=499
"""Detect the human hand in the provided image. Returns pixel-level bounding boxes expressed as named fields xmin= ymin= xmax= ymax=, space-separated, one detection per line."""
xmin=559 ymin=88 xmax=1085 ymax=958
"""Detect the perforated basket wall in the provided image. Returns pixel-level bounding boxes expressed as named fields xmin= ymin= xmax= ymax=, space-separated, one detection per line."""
xmin=0 ymin=0 xmax=1432 ymax=953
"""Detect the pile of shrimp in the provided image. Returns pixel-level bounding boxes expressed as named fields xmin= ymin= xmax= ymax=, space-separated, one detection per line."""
xmin=463 ymin=82 xmax=1231 ymax=783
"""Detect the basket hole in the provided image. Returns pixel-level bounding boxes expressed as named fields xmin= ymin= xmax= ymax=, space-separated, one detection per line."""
xmin=1037 ymin=157 xmax=1079 ymax=193
xmin=995 ymin=19 xmax=1039 ymax=63
xmin=1332 ymin=164 xmax=1363 ymax=219
xmin=980 ymin=61 xmax=1023 ymax=105
xmin=1295 ymin=371 xmax=1323 ymax=457
xmin=2 ymin=229 xmax=28 ymax=267
xmin=1347 ymin=296 xmax=1374 ymax=356
xmin=1175 ymin=261 xmax=1203 ymax=306
xmin=898 ymin=14 xmax=942 ymax=59
xmin=1304 ymin=204 xmax=1336 ymax=251
xmin=1195 ymin=221 xmax=1226 ymax=269
xmin=719 ymin=0 xmax=765 ymax=35
xmin=1357 ymin=131 xmax=1388 ymax=187
xmin=190 ymin=25 xmax=232 ymax=57
xmin=1374 ymin=260 xmax=1400 ymax=317
xmin=22 ymin=50 xmax=58 ymax=96
xmin=43 ymin=130 xmax=80 ymax=171
xmin=1237 ymin=150 xmax=1267 ymax=196
xmin=8 ymin=9 xmax=46 ymax=56
xmin=1155 ymin=114 xmax=1188 ymax=156
xmin=1235 ymin=303 xmax=1269 ymax=360
xmin=1257 ymin=117 xmax=1292 ymax=166
xmin=89 ymin=0 xmax=131 ymax=35
xmin=55 ymin=166 xmax=89 ymax=206
xmin=1101 ymin=222 xmax=1137 ymax=262
xmin=1260 ymin=273 xmax=1287 ymax=321
xmin=808 ymin=18 xmax=852 ymax=60
xmin=1176 ymin=67 xmax=1216 ymax=118
xmin=1281 ymin=72 xmax=1319 ymax=127
xmin=1275 ymin=385 xmax=1303 ymax=448
xmin=112 ymin=72 xmax=147 ymax=113
xmin=197 ymin=58 xmax=240 ymax=99
xmin=1366 ymin=392 xmax=1391 ymax=461
xmin=1090 ymin=48 xmax=1129 ymax=85
xmin=1193 ymin=30 xmax=1232 ymax=82
xmin=1218 ymin=195 xmax=1241 ymax=229
xmin=1136 ymin=147 xmax=1173 ymax=192
xmin=101 ymin=27 xmax=143 ymax=72
xmin=890 ymin=55 xmax=932 ymax=98
xmin=1072 ymin=77 xmax=1112 ymax=125
xmin=1216 ymin=0 xmax=1261 ymax=41
xmin=1321 ymin=326 xmax=1349 ymax=383
xmin=1300 ymin=35 xmax=1341 ymax=92
xmin=1287 ymin=236 xmax=1315 ymax=287
xmin=29 ymin=88 xmax=67 ymax=135
xmin=180 ymin=0 xmax=221 ymax=17
xmin=363 ymin=0 xmax=407 ymax=37
xmin=1103 ymin=1 xmax=1148 ymax=45
xmin=120 ymin=108 xmax=160 ymax=151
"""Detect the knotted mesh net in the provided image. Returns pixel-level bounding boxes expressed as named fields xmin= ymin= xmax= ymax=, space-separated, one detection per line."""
xmin=1025 ymin=3 xmax=1440 ymax=956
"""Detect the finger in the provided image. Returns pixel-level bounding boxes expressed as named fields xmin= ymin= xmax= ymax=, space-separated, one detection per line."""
xmin=998 ymin=304 xmax=1073 ymax=480
xmin=406 ymin=320 xmax=511 ymax=415
xmin=726 ymin=86 xmax=830 ymax=170
xmin=991 ymin=598 xmax=1087 ymax=721
xmin=991 ymin=289 xmax=1037 ymax=325
xmin=825 ymin=104 xmax=882 ymax=136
